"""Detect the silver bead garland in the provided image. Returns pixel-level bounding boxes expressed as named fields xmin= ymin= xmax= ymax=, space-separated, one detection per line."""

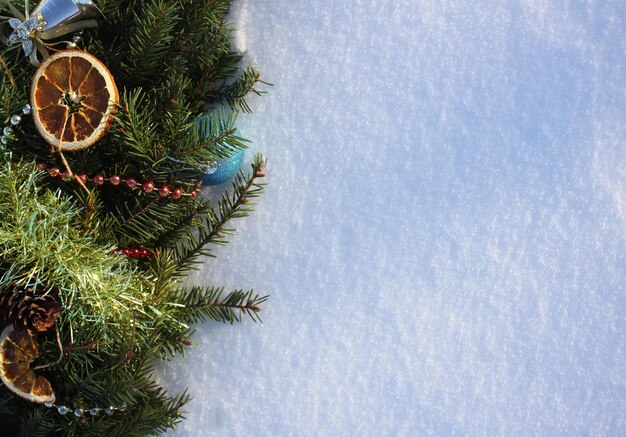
xmin=1 ymin=103 xmax=30 ymax=149
xmin=44 ymin=401 xmax=127 ymax=417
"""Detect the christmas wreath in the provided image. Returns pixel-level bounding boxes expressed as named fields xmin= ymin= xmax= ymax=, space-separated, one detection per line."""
xmin=0 ymin=0 xmax=268 ymax=434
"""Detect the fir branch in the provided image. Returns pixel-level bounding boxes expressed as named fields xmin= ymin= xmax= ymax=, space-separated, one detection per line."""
xmin=177 ymin=110 xmax=249 ymax=161
xmin=88 ymin=388 xmax=189 ymax=437
xmin=174 ymin=153 xmax=267 ymax=272
xmin=114 ymin=196 xmax=160 ymax=234
xmin=153 ymin=76 xmax=193 ymax=119
xmin=123 ymin=0 xmax=181 ymax=85
xmin=110 ymin=195 xmax=202 ymax=247
xmin=208 ymin=65 xmax=271 ymax=113
xmin=15 ymin=409 xmax=56 ymax=437
xmin=151 ymin=202 xmax=213 ymax=250
xmin=112 ymin=90 xmax=158 ymax=162
xmin=178 ymin=286 xmax=268 ymax=324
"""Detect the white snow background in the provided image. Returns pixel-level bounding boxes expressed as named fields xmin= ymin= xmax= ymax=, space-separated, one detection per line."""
xmin=157 ymin=1 xmax=626 ymax=435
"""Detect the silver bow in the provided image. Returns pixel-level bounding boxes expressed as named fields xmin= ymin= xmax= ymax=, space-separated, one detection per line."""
xmin=1 ymin=0 xmax=97 ymax=65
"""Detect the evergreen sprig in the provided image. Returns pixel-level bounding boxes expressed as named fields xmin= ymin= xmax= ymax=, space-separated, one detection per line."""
xmin=178 ymin=286 xmax=268 ymax=324
xmin=173 ymin=154 xmax=267 ymax=273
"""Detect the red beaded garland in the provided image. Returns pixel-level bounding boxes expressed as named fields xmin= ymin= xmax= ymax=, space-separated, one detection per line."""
xmin=39 ymin=163 xmax=194 ymax=201
xmin=115 ymin=247 xmax=155 ymax=259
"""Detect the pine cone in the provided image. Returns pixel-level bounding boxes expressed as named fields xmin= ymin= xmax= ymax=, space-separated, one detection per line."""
xmin=0 ymin=284 xmax=62 ymax=335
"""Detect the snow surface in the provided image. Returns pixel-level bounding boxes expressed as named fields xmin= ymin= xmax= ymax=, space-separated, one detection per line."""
xmin=156 ymin=1 xmax=626 ymax=435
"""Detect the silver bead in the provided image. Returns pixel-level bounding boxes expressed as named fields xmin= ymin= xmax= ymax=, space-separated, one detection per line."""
xmin=3 ymin=127 xmax=13 ymax=136
xmin=73 ymin=408 xmax=83 ymax=417
xmin=57 ymin=406 xmax=69 ymax=415
xmin=205 ymin=161 xmax=219 ymax=175
xmin=22 ymin=104 xmax=31 ymax=115
xmin=67 ymin=41 xmax=78 ymax=49
xmin=10 ymin=115 xmax=21 ymax=125
xmin=104 ymin=406 xmax=113 ymax=415
xmin=118 ymin=403 xmax=127 ymax=412
xmin=44 ymin=402 xmax=54 ymax=408
xmin=1 ymin=136 xmax=7 ymax=145
xmin=90 ymin=408 xmax=99 ymax=416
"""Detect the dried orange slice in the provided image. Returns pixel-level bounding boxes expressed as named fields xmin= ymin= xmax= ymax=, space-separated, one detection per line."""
xmin=0 ymin=326 xmax=55 ymax=404
xmin=31 ymin=50 xmax=119 ymax=151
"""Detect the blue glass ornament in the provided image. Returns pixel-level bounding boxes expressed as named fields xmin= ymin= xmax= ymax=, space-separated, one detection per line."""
xmin=199 ymin=149 xmax=245 ymax=186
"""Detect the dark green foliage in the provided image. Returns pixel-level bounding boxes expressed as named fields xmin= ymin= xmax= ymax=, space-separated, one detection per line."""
xmin=0 ymin=0 xmax=268 ymax=435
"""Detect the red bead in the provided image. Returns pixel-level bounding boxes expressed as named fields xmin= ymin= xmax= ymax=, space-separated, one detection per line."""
xmin=126 ymin=178 xmax=137 ymax=188
xmin=122 ymin=248 xmax=131 ymax=256
xmin=61 ymin=171 xmax=71 ymax=181
xmin=158 ymin=185 xmax=170 ymax=197
xmin=131 ymin=248 xmax=140 ymax=258
xmin=49 ymin=167 xmax=60 ymax=177
xmin=109 ymin=175 xmax=121 ymax=186
xmin=171 ymin=187 xmax=182 ymax=200
xmin=142 ymin=181 xmax=155 ymax=193
xmin=140 ymin=249 xmax=150 ymax=258
xmin=190 ymin=190 xmax=198 ymax=199
xmin=93 ymin=174 xmax=105 ymax=185
xmin=111 ymin=249 xmax=118 ymax=255
xmin=77 ymin=174 xmax=88 ymax=183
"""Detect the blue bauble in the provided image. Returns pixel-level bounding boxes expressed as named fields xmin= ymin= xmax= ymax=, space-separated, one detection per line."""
xmin=199 ymin=149 xmax=245 ymax=186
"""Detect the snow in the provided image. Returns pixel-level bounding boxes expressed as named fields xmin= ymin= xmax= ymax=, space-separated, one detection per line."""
xmin=157 ymin=1 xmax=626 ymax=435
